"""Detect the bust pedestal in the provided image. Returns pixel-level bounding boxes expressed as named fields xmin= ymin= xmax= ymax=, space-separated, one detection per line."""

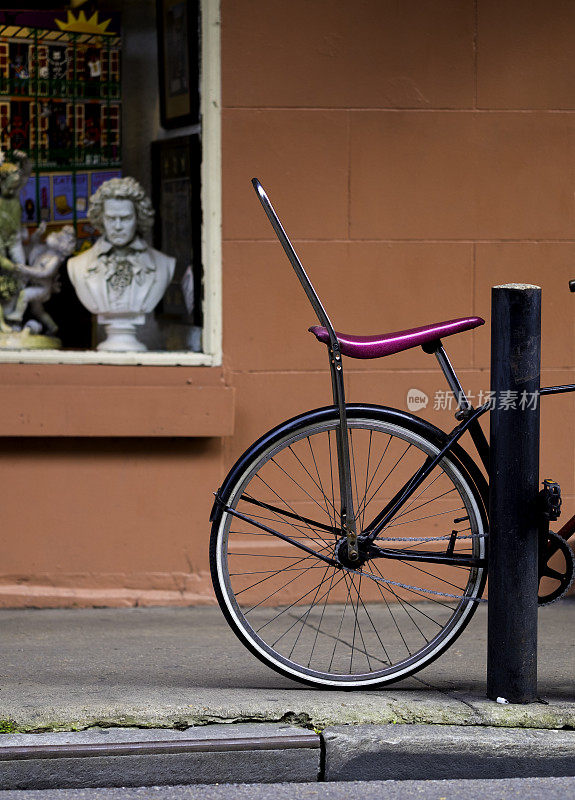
xmin=97 ymin=312 xmax=146 ymax=352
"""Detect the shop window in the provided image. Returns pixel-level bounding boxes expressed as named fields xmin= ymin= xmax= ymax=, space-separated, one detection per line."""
xmin=0 ymin=0 xmax=221 ymax=367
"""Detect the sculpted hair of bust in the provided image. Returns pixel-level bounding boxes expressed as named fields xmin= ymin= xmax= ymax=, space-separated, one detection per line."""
xmin=88 ymin=177 xmax=154 ymax=238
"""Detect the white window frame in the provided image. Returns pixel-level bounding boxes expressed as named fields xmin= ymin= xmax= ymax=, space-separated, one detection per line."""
xmin=0 ymin=0 xmax=222 ymax=367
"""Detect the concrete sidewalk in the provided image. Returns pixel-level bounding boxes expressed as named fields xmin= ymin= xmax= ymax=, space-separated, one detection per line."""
xmin=1 ymin=599 xmax=573 ymax=732
xmin=0 ymin=599 xmax=573 ymax=788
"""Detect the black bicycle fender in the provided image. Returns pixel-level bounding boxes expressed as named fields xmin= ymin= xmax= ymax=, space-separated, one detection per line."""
xmin=210 ymin=405 xmax=488 ymax=527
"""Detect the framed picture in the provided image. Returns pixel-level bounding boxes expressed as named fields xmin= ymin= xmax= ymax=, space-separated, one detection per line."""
xmin=156 ymin=0 xmax=200 ymax=129
xmin=151 ymin=134 xmax=202 ymax=326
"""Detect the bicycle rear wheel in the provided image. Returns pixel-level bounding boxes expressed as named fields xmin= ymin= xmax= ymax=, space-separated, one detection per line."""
xmin=210 ymin=406 xmax=487 ymax=688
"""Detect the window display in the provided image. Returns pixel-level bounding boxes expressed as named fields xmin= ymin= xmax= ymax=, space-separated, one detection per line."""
xmin=0 ymin=3 xmax=213 ymax=363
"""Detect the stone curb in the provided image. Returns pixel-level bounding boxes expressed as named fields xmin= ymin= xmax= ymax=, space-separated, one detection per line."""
xmin=2 ymin=720 xmax=575 ymax=790
xmin=323 ymin=724 xmax=575 ymax=782
xmin=0 ymin=724 xmax=321 ymax=791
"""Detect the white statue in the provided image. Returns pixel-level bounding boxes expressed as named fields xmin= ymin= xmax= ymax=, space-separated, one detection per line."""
xmin=7 ymin=225 xmax=76 ymax=337
xmin=0 ymin=152 xmax=72 ymax=349
xmin=67 ymin=177 xmax=175 ymax=351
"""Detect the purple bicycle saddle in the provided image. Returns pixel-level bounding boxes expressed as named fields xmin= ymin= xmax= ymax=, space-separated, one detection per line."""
xmin=309 ymin=316 xmax=485 ymax=359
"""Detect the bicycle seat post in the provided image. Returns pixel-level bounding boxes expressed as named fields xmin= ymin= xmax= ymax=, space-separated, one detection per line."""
xmin=327 ymin=337 xmax=358 ymax=560
xmin=251 ymin=179 xmax=358 ymax=559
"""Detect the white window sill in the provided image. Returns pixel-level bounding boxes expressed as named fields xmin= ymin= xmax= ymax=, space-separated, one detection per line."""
xmin=0 ymin=350 xmax=218 ymax=367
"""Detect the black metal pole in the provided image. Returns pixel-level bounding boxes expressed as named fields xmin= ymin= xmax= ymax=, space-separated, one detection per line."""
xmin=487 ymin=284 xmax=541 ymax=703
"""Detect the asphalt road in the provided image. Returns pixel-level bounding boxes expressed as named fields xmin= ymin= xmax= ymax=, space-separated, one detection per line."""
xmin=0 ymin=778 xmax=574 ymax=800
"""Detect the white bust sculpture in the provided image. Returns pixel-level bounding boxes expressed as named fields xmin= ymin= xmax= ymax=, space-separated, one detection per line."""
xmin=67 ymin=177 xmax=175 ymax=351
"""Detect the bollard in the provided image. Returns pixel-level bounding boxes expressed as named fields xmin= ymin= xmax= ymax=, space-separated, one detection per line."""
xmin=487 ymin=284 xmax=541 ymax=703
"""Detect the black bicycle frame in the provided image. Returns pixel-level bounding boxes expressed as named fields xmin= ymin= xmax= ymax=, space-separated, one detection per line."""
xmin=248 ymin=179 xmax=575 ymax=572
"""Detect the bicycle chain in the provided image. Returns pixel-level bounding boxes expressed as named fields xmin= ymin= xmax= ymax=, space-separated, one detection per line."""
xmin=376 ymin=533 xmax=488 ymax=543
xmin=354 ymin=530 xmax=489 ymax=600
xmin=344 ymin=565 xmax=487 ymax=603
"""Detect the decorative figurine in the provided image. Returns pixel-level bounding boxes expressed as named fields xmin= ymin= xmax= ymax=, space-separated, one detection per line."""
xmin=9 ymin=225 xmax=76 ymax=338
xmin=0 ymin=150 xmax=31 ymax=330
xmin=0 ymin=215 xmax=75 ymax=350
xmin=67 ymin=177 xmax=175 ymax=351
xmin=0 ymin=150 xmax=31 ymax=266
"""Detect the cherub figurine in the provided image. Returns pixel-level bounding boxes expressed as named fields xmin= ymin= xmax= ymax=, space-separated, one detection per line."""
xmin=7 ymin=225 xmax=76 ymax=336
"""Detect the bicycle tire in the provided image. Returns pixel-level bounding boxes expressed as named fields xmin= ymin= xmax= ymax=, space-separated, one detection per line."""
xmin=210 ymin=405 xmax=487 ymax=688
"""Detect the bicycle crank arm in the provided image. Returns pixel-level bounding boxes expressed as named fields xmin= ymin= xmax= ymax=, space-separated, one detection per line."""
xmin=368 ymin=544 xmax=486 ymax=569
xmin=219 ymin=504 xmax=340 ymax=567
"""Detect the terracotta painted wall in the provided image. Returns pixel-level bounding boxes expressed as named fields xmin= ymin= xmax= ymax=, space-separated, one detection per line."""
xmin=0 ymin=365 xmax=227 ymax=606
xmin=221 ymin=0 xmax=575 ymax=545
xmin=0 ymin=0 xmax=574 ymax=606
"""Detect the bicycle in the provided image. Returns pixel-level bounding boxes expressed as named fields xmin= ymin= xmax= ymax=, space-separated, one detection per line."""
xmin=209 ymin=179 xmax=575 ymax=689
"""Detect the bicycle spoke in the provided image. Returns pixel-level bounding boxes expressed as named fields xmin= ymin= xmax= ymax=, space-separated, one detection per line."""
xmin=241 ymin=494 xmax=339 ymax=535
xmin=390 ymin=470 xmax=444 ymax=521
xmin=288 ymin=443 xmax=337 ymax=523
xmin=381 ymin=505 xmax=466 ymax=530
xmin=355 ymin=583 xmax=392 ymax=665
xmin=393 ymin=559 xmax=469 ymax=593
xmin=288 ymin=563 xmax=333 ymax=661
xmin=390 ymin=486 xmax=458 ymax=523
xmin=252 ymin=473 xmax=332 ymax=549
xmin=307 ymin=436 xmax=338 ymax=527
xmin=307 ymin=568 xmax=338 ymax=668
xmin=263 ymin=568 xmax=349 ymax=639
xmin=359 ymin=442 xmax=414 ymax=523
xmin=275 ymin=567 xmax=338 ymax=656
xmin=229 ymin=565 xmax=329 ymax=577
xmin=328 ymin=571 xmax=354 ymax=672
xmin=246 ymin=554 xmax=337 ymax=616
xmin=228 ymin=552 xmax=322 ymax=559
xmin=357 ymin=561 xmax=462 ymax=611
xmin=270 ymin=456 xmax=336 ymax=525
xmin=346 ymin=569 xmax=371 ymax=673
xmin=289 ymin=609 xmax=390 ymax=668
xmin=349 ymin=429 xmax=362 ymax=529
xmin=233 ymin=547 xmax=333 ymax=598
xmin=367 ymin=563 xmax=414 ymax=656
xmin=369 ymin=560 xmax=447 ymax=646
xmin=361 ymin=429 xmax=373 ymax=533
xmin=353 ymin=433 xmax=393 ymax=524
xmin=230 ymin=526 xmax=328 ymax=542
